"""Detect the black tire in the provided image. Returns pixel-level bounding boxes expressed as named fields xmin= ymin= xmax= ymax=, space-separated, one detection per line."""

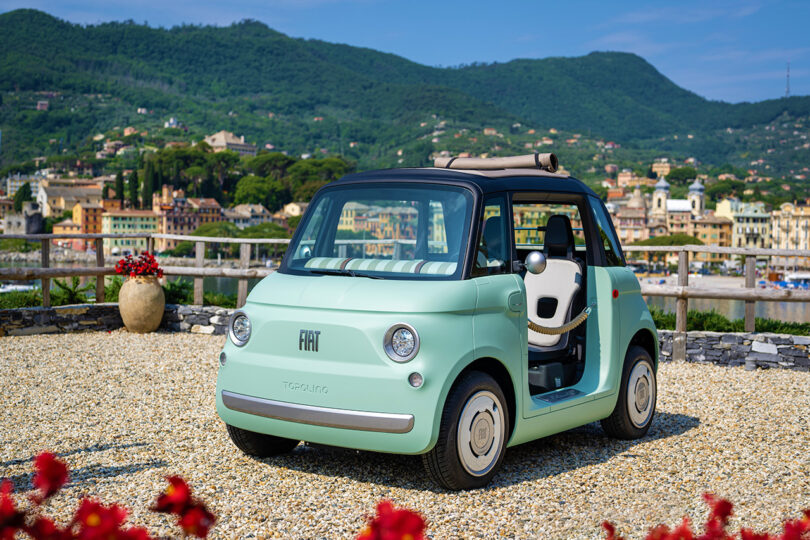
xmin=601 ymin=345 xmax=657 ymax=439
xmin=226 ymin=424 xmax=300 ymax=457
xmin=422 ymin=371 xmax=509 ymax=490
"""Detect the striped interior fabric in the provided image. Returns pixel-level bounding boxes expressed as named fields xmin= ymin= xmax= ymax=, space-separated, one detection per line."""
xmin=304 ymin=257 xmax=457 ymax=275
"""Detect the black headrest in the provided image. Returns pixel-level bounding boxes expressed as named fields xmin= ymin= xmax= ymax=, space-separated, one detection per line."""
xmin=483 ymin=216 xmax=502 ymax=245
xmin=544 ymin=214 xmax=574 ymax=258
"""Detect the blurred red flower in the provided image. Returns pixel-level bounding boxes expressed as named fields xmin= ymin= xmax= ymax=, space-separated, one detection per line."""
xmin=0 ymin=480 xmax=25 ymax=540
xmin=74 ymin=499 xmax=128 ymax=540
xmin=357 ymin=500 xmax=426 ymax=540
xmin=25 ymin=516 xmax=72 ymax=540
xmin=177 ymin=504 xmax=216 ymax=538
xmin=31 ymin=453 xmax=68 ymax=503
xmin=151 ymin=476 xmax=192 ymax=515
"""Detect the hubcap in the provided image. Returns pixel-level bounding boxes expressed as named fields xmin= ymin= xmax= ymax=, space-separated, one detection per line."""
xmin=627 ymin=360 xmax=656 ymax=428
xmin=457 ymin=391 xmax=505 ymax=477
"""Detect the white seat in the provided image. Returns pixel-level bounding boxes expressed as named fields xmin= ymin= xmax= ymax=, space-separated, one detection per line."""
xmin=525 ymin=260 xmax=582 ymax=347
xmin=524 ymin=214 xmax=583 ymax=348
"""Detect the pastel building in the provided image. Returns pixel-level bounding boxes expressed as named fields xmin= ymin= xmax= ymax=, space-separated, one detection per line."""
xmin=715 ymin=198 xmax=771 ymax=252
xmin=101 ymin=210 xmax=159 ymax=256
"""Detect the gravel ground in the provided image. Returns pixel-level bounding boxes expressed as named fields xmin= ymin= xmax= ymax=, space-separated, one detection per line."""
xmin=1 ymin=331 xmax=808 ymax=539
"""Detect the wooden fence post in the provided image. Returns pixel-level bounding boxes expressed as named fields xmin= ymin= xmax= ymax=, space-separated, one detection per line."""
xmin=673 ymin=250 xmax=689 ymax=362
xmin=41 ymin=239 xmax=51 ymax=308
xmin=95 ymin=238 xmax=105 ymax=303
xmin=194 ymin=241 xmax=205 ymax=305
xmin=237 ymin=243 xmax=250 ymax=308
xmin=745 ymin=255 xmax=756 ymax=332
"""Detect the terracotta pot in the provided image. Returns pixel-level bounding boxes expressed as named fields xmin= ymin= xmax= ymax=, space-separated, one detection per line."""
xmin=118 ymin=275 xmax=165 ymax=333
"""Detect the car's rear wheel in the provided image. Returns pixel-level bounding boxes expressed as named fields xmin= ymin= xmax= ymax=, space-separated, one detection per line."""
xmin=226 ymin=424 xmax=300 ymax=457
xmin=422 ymin=371 xmax=508 ymax=490
xmin=601 ymin=346 xmax=656 ymax=439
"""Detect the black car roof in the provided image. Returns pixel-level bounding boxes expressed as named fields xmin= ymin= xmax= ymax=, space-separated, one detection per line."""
xmin=333 ymin=167 xmax=599 ymax=198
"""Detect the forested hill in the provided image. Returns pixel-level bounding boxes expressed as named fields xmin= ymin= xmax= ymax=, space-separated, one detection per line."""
xmin=1 ymin=8 xmax=810 ymax=164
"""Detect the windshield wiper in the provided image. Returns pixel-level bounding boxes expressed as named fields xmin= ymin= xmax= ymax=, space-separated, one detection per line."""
xmin=307 ymin=268 xmax=383 ymax=279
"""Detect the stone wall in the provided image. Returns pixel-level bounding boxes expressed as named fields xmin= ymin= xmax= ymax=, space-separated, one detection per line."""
xmin=0 ymin=304 xmax=234 ymax=336
xmin=162 ymin=305 xmax=234 ymax=335
xmin=2 ymin=304 xmax=809 ymax=372
xmin=0 ymin=304 xmax=123 ymax=336
xmin=658 ymin=330 xmax=810 ymax=371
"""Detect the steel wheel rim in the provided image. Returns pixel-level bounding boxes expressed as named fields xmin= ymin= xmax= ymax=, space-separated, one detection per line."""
xmin=627 ymin=360 xmax=655 ymax=428
xmin=457 ymin=390 xmax=505 ymax=477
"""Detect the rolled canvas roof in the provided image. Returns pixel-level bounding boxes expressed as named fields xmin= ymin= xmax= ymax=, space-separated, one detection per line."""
xmin=434 ymin=153 xmax=558 ymax=173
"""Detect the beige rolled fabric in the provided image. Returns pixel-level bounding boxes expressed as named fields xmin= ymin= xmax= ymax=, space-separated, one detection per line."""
xmin=434 ymin=153 xmax=558 ymax=173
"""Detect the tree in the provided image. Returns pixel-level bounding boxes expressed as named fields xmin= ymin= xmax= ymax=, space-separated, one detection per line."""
xmin=234 ymin=175 xmax=271 ymax=205
xmin=245 ymin=152 xmax=295 ymax=179
xmin=13 ymin=182 xmax=33 ymax=213
xmin=102 ymin=184 xmax=110 ymax=199
xmin=115 ymin=171 xmax=124 ymax=204
xmin=666 ymin=167 xmax=698 ymax=185
xmin=127 ymin=170 xmax=139 ymax=209
xmin=142 ymin=160 xmax=155 ymax=209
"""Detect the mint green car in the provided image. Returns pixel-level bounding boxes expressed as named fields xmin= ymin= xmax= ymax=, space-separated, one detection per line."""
xmin=216 ymin=154 xmax=658 ymax=490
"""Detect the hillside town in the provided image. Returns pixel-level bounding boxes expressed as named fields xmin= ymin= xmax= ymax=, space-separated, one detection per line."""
xmin=2 ymin=135 xmax=810 ymax=272
xmin=2 ymin=134 xmax=808 ymax=272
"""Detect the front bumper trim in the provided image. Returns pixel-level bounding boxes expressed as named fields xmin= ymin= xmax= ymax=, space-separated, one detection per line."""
xmin=221 ymin=390 xmax=414 ymax=434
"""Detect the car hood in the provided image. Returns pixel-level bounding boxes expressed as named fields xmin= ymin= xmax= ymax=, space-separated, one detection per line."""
xmin=246 ymin=271 xmax=478 ymax=314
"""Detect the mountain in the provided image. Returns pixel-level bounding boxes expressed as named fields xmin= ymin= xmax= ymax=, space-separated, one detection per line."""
xmin=1 ymin=9 xmax=809 ymax=169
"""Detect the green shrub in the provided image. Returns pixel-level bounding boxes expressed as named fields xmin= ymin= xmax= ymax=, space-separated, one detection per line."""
xmin=649 ymin=306 xmax=810 ymax=336
xmin=104 ymin=275 xmax=124 ymax=302
xmin=50 ymin=277 xmax=94 ymax=306
xmin=0 ymin=239 xmax=39 ymax=252
xmin=0 ymin=289 xmax=42 ymax=309
xmin=203 ymin=291 xmax=236 ymax=308
xmin=163 ymin=277 xmax=193 ymax=304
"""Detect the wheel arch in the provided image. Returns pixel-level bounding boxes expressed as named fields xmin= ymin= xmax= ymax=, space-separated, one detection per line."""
xmin=455 ymin=357 xmax=517 ymax=441
xmin=628 ymin=328 xmax=659 ymax=369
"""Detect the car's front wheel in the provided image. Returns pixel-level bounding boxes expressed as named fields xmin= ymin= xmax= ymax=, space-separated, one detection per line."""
xmin=226 ymin=424 xmax=300 ymax=457
xmin=601 ymin=346 xmax=657 ymax=439
xmin=422 ymin=371 xmax=508 ymax=490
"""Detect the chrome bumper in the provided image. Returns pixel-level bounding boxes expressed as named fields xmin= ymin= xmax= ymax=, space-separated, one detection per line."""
xmin=221 ymin=390 xmax=414 ymax=434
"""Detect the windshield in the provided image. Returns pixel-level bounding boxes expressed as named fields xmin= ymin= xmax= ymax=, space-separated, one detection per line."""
xmin=282 ymin=183 xmax=474 ymax=279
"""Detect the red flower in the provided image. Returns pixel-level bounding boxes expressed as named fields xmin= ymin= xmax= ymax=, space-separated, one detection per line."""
xmin=25 ymin=516 xmax=72 ymax=540
xmin=357 ymin=500 xmax=426 ymax=540
xmin=739 ymin=530 xmax=775 ymax=540
xmin=0 ymin=480 xmax=25 ymax=540
xmin=703 ymin=494 xmax=733 ymax=527
xmin=117 ymin=526 xmax=152 ymax=540
xmin=115 ymin=252 xmax=162 ymax=278
xmin=74 ymin=499 xmax=128 ymax=540
xmin=32 ymin=452 xmax=68 ymax=503
xmin=152 ymin=476 xmax=192 ymax=515
xmin=602 ymin=521 xmax=625 ymax=540
xmin=177 ymin=504 xmax=216 ymax=538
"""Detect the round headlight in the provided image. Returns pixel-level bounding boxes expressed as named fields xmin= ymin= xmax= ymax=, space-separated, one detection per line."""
xmin=229 ymin=311 xmax=251 ymax=346
xmin=384 ymin=323 xmax=420 ymax=362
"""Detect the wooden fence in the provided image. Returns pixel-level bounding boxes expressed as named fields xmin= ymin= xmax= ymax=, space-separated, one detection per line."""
xmin=624 ymin=244 xmax=810 ymax=361
xmin=2 ymin=236 xmax=809 ymax=359
xmin=0 ymin=233 xmax=289 ymax=308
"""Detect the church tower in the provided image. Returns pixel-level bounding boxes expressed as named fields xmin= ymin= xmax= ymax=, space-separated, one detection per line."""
xmin=651 ymin=177 xmax=669 ymax=220
xmin=688 ymin=179 xmax=705 ymax=217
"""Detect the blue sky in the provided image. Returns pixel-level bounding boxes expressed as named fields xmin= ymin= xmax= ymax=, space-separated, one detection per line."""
xmin=3 ymin=0 xmax=808 ymax=103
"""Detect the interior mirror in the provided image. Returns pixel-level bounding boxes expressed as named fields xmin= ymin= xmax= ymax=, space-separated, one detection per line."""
xmin=525 ymin=251 xmax=546 ymax=275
